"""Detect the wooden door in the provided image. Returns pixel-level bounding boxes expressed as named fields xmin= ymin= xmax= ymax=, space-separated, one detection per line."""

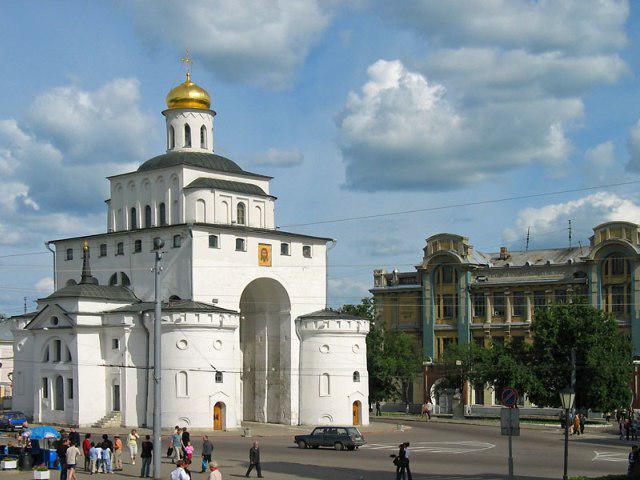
xmin=352 ymin=401 xmax=360 ymax=425
xmin=213 ymin=403 xmax=222 ymax=430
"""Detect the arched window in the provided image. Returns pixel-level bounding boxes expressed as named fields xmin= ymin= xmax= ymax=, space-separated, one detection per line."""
xmin=169 ymin=125 xmax=175 ymax=149
xmin=237 ymin=203 xmax=246 ymax=225
xmin=43 ymin=346 xmax=50 ymax=363
xmin=65 ymin=346 xmax=72 ymax=362
xmin=53 ymin=339 xmax=62 ymax=362
xmin=602 ymin=254 xmax=631 ymax=318
xmin=134 ymin=239 xmax=142 ymax=253
xmin=159 ymin=203 xmax=167 ymax=226
xmin=319 ymin=373 xmax=330 ymax=396
xmin=196 ymin=199 xmax=206 ymax=222
xmin=200 ymin=125 xmax=207 ymax=149
xmin=434 ymin=265 xmax=458 ymax=321
xmin=54 ymin=375 xmax=64 ymax=411
xmin=215 ymin=371 xmax=223 ymax=383
xmin=176 ymin=371 xmax=188 ymax=397
xmin=130 ymin=207 xmax=137 ymax=229
xmin=353 ymin=371 xmax=360 ymax=383
xmin=184 ymin=124 xmax=191 ymax=148
xmin=109 ymin=272 xmax=131 ymax=288
xmin=145 ymin=205 xmax=152 ymax=228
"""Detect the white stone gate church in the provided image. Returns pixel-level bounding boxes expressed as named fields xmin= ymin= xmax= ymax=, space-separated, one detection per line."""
xmin=10 ymin=72 xmax=369 ymax=429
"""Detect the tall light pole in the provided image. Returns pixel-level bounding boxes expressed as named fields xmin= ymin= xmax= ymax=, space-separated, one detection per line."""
xmin=152 ymin=237 xmax=164 ymax=480
xmin=559 ymin=387 xmax=575 ymax=480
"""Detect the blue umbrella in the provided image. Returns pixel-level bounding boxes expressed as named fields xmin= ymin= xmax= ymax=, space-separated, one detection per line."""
xmin=22 ymin=426 xmax=60 ymax=440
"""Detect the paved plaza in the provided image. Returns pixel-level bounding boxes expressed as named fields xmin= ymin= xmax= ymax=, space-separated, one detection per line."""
xmin=0 ymin=418 xmax=634 ymax=479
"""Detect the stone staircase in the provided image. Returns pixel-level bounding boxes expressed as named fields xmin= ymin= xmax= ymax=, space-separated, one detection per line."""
xmin=92 ymin=411 xmax=122 ymax=428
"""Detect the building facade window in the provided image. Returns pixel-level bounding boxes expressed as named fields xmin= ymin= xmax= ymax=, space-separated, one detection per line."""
xmin=215 ymin=371 xmax=223 ymax=383
xmin=130 ymin=207 xmax=137 ymax=229
xmin=53 ymin=339 xmax=62 ymax=362
xmin=512 ymin=291 xmax=525 ymax=316
xmin=235 ymin=238 xmax=246 ymax=251
xmin=173 ymin=235 xmax=181 ymax=248
xmin=281 ymin=243 xmax=290 ymax=256
xmin=54 ymin=375 xmax=64 ymax=411
xmin=319 ymin=373 xmax=330 ymax=396
xmin=208 ymin=235 xmax=219 ymax=248
xmin=145 ymin=205 xmax=152 ymax=228
xmin=493 ymin=292 xmax=505 ymax=317
xmin=159 ymin=203 xmax=167 ymax=226
xmin=116 ymin=242 xmax=124 ymax=255
xmin=237 ymin=203 xmax=246 ymax=225
xmin=434 ymin=265 xmax=458 ymax=322
xmin=602 ymin=254 xmax=631 ymax=318
xmin=42 ymin=377 xmax=49 ymax=399
xmin=112 ymin=338 xmax=120 ymax=350
xmin=184 ymin=124 xmax=191 ymax=147
xmin=200 ymin=125 xmax=207 ymax=149
xmin=303 ymin=245 xmax=312 ymax=258
xmin=473 ymin=294 xmax=485 ymax=318
xmin=169 ymin=125 xmax=175 ymax=149
xmin=66 ymin=248 xmax=73 ymax=261
xmin=353 ymin=371 xmax=360 ymax=382
xmin=533 ymin=290 xmax=547 ymax=312
xmin=99 ymin=244 xmax=107 ymax=257
xmin=134 ymin=239 xmax=142 ymax=253
xmin=67 ymin=378 xmax=74 ymax=400
xmin=176 ymin=371 xmax=188 ymax=397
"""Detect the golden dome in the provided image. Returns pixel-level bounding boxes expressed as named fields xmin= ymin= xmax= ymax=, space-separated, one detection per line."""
xmin=165 ymin=72 xmax=211 ymax=110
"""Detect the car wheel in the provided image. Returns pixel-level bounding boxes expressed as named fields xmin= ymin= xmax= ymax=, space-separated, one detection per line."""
xmin=312 ymin=445 xmax=319 ymax=449
xmin=347 ymin=446 xmax=355 ymax=451
xmin=334 ymin=442 xmax=344 ymax=451
xmin=297 ymin=440 xmax=307 ymax=449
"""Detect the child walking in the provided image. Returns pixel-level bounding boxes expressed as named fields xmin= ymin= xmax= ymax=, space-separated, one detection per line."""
xmin=101 ymin=443 xmax=112 ymax=473
xmin=89 ymin=442 xmax=98 ymax=474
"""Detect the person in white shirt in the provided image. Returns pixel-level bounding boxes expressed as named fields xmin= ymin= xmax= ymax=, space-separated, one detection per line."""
xmin=170 ymin=460 xmax=190 ymax=480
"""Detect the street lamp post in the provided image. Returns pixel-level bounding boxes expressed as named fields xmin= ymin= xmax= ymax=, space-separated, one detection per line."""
xmin=152 ymin=237 xmax=164 ymax=480
xmin=559 ymin=387 xmax=576 ymax=480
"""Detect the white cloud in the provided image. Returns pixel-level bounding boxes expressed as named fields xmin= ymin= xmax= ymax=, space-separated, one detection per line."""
xmin=626 ymin=120 xmax=640 ymax=172
xmin=0 ymin=78 xmax=154 ymax=246
xmin=342 ymin=1 xmax=629 ymax=191
xmin=249 ymin=147 xmax=303 ymax=167
xmin=503 ymin=192 xmax=640 ymax=248
xmin=129 ymin=0 xmax=332 ymax=89
xmin=328 ymin=277 xmax=371 ymax=307
xmin=585 ymin=141 xmax=617 ymax=183
xmin=34 ymin=277 xmax=54 ymax=294
xmin=337 ymin=60 xmax=576 ymax=190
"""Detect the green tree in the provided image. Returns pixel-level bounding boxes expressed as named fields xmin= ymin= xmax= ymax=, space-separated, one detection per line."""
xmin=339 ymin=298 xmax=424 ymax=402
xmin=529 ymin=301 xmax=632 ymax=411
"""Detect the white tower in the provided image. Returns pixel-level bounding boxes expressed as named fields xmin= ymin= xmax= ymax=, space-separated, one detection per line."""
xmin=163 ymin=69 xmax=216 ymax=153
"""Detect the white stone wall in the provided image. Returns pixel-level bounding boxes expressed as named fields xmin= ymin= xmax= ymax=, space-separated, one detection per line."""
xmin=164 ymin=109 xmax=215 ymax=153
xmin=297 ymin=318 xmax=370 ymax=426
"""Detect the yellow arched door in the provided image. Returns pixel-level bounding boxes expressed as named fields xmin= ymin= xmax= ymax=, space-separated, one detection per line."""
xmin=352 ymin=401 xmax=360 ymax=425
xmin=213 ymin=403 xmax=223 ymax=430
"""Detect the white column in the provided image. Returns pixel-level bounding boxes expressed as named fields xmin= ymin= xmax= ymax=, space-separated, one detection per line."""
xmin=525 ymin=291 xmax=532 ymax=323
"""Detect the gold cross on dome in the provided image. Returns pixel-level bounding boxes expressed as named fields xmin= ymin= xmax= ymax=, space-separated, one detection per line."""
xmin=180 ymin=48 xmax=194 ymax=75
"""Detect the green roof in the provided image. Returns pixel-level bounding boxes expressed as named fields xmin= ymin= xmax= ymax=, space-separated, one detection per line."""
xmin=298 ymin=308 xmax=368 ymax=321
xmin=107 ymin=299 xmax=237 ymax=314
xmin=134 ymin=151 xmax=271 ymax=179
xmin=46 ymin=284 xmax=138 ymax=302
xmin=184 ymin=177 xmax=273 ymax=198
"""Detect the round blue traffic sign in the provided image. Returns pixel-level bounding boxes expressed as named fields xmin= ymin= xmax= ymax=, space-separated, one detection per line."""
xmin=501 ymin=386 xmax=519 ymax=408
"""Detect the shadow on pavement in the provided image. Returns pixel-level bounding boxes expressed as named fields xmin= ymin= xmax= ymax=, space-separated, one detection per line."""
xmin=233 ymin=461 xmax=553 ymax=480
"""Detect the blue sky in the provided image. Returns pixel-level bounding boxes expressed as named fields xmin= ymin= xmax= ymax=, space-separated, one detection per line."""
xmin=2 ymin=0 xmax=640 ymax=315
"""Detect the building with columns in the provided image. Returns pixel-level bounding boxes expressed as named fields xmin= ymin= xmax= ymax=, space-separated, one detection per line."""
xmin=9 ymin=71 xmax=369 ymax=429
xmin=371 ymin=222 xmax=640 ymax=410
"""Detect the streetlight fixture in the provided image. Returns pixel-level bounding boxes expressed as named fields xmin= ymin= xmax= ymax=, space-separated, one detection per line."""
xmin=559 ymin=387 xmax=575 ymax=480
xmin=152 ymin=237 xmax=164 ymax=480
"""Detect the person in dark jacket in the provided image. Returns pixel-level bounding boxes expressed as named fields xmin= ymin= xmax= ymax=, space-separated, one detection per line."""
xmin=57 ymin=439 xmax=70 ymax=480
xmin=68 ymin=427 xmax=80 ymax=447
xmin=200 ymin=436 xmax=213 ymax=473
xmin=181 ymin=428 xmax=190 ymax=459
xmin=245 ymin=441 xmax=262 ymax=478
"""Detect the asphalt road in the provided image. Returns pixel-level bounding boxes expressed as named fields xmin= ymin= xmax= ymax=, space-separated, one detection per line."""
xmin=1 ymin=419 xmax=633 ymax=479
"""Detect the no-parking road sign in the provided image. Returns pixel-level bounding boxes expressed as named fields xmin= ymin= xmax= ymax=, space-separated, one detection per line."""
xmin=500 ymin=386 xmax=519 ymax=408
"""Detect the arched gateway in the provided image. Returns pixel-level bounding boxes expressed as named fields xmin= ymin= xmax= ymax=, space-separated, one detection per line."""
xmin=240 ymin=278 xmax=291 ymax=424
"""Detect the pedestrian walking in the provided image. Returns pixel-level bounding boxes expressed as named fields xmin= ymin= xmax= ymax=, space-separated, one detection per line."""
xmin=201 ymin=436 xmax=213 ymax=473
xmin=580 ymin=413 xmax=586 ymax=435
xmin=170 ymin=460 xmax=190 ymax=480
xmin=95 ymin=443 xmax=103 ymax=474
xmin=426 ymin=401 xmax=433 ymax=420
xmin=392 ymin=443 xmax=407 ymax=480
xmin=245 ymin=440 xmax=263 ymax=478
xmin=172 ymin=426 xmax=184 ymax=463
xmin=113 ymin=435 xmax=123 ymax=471
xmin=207 ymin=461 xmax=222 ymax=480
xmin=66 ymin=442 xmax=81 ymax=480
xmin=629 ymin=445 xmax=640 ymax=477
xmin=101 ymin=441 xmax=112 ymax=473
xmin=83 ymin=434 xmax=92 ymax=472
xmin=184 ymin=441 xmax=194 ymax=461
xmin=627 ymin=418 xmax=632 ymax=441
xmin=182 ymin=427 xmax=191 ymax=458
xmin=56 ymin=438 xmax=70 ymax=480
xmin=573 ymin=413 xmax=581 ymax=435
xmin=129 ymin=429 xmax=140 ymax=465
xmin=88 ymin=442 xmax=98 ymax=475
xmin=140 ymin=435 xmax=153 ymax=478
xmin=68 ymin=427 xmax=80 ymax=448
xmin=375 ymin=401 xmax=381 ymax=416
